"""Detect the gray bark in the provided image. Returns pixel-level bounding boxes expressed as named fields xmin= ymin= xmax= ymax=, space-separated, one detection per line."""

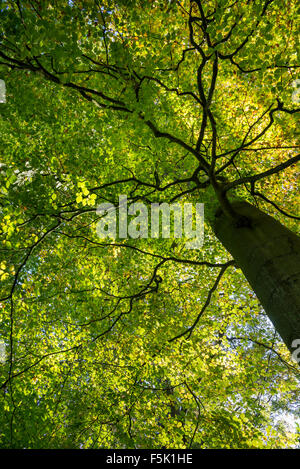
xmin=213 ymin=201 xmax=300 ymax=353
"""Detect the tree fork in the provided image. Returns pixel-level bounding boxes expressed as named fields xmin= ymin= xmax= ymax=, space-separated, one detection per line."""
xmin=213 ymin=201 xmax=300 ymax=354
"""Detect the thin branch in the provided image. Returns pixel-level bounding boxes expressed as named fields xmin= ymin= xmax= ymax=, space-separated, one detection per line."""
xmin=251 ymin=184 xmax=300 ymax=221
xmin=169 ymin=260 xmax=235 ymax=341
xmin=224 ymin=153 xmax=300 ymax=193
xmin=226 ymin=336 xmax=299 ymax=372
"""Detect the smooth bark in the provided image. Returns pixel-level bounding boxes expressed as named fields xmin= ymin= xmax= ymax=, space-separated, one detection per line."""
xmin=213 ymin=201 xmax=300 ymax=353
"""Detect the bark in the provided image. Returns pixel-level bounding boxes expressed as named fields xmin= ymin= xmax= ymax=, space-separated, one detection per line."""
xmin=212 ymin=201 xmax=300 ymax=353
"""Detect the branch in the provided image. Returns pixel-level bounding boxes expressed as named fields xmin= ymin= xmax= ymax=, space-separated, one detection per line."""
xmin=218 ymin=0 xmax=275 ymax=61
xmin=251 ymin=184 xmax=300 ymax=221
xmin=224 ymin=153 xmax=300 ymax=193
xmin=142 ymin=117 xmax=210 ymax=172
xmin=226 ymin=336 xmax=299 ymax=372
xmin=169 ymin=260 xmax=235 ymax=341
xmin=0 ymin=221 xmax=61 ymax=302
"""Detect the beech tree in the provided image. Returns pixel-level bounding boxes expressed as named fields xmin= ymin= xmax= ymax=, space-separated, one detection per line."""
xmin=0 ymin=0 xmax=299 ymax=449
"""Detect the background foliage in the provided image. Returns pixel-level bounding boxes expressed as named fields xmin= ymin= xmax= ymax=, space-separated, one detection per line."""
xmin=0 ymin=0 xmax=299 ymax=448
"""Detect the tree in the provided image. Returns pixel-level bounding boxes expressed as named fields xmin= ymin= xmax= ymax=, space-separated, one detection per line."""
xmin=0 ymin=0 xmax=299 ymax=449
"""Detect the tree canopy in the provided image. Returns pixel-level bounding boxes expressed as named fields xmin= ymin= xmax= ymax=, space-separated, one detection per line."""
xmin=0 ymin=0 xmax=299 ymax=449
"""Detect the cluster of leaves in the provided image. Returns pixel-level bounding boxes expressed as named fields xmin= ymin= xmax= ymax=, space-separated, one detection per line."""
xmin=0 ymin=0 xmax=299 ymax=449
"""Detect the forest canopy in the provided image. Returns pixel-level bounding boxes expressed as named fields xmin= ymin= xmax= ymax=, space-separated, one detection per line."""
xmin=0 ymin=0 xmax=299 ymax=449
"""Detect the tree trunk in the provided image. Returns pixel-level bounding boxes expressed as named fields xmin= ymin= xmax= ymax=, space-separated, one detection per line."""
xmin=212 ymin=201 xmax=300 ymax=354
